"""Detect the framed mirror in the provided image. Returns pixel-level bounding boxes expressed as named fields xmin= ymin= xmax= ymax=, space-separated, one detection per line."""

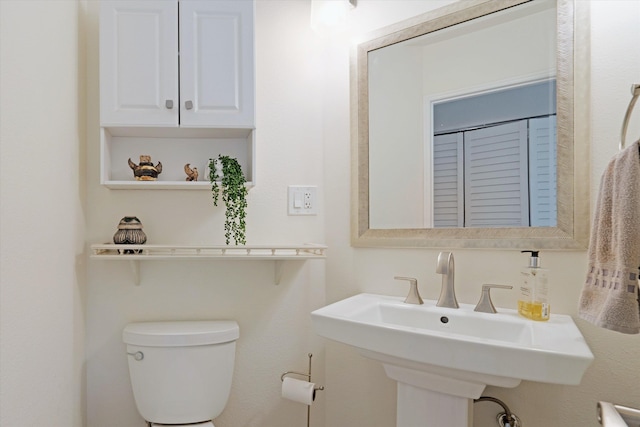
xmin=351 ymin=0 xmax=589 ymax=249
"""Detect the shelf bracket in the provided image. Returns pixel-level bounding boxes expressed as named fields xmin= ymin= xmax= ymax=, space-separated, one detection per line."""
xmin=129 ymin=260 xmax=140 ymax=286
xmin=275 ymin=261 xmax=284 ymax=285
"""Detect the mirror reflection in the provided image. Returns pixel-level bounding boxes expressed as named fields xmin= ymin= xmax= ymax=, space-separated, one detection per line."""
xmin=353 ymin=0 xmax=589 ymax=249
xmin=368 ymin=0 xmax=557 ymax=229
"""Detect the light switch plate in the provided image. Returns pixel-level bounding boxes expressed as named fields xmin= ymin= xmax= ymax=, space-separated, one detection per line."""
xmin=288 ymin=186 xmax=318 ymax=215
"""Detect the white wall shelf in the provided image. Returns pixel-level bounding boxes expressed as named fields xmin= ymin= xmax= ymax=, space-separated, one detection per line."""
xmin=101 ymin=180 xmax=255 ymax=191
xmin=90 ymin=243 xmax=327 ymax=285
xmin=100 ymin=127 xmax=255 ymax=190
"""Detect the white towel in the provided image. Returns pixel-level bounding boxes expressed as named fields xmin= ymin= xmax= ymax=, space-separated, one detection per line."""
xmin=578 ymin=140 xmax=640 ymax=334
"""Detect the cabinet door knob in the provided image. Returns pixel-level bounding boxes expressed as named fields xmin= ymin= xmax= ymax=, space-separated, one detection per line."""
xmin=165 ymin=100 xmax=174 ymax=109
xmin=185 ymin=100 xmax=193 ymax=110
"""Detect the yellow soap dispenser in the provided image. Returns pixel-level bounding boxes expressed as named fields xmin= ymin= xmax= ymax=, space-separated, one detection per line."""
xmin=517 ymin=250 xmax=550 ymax=321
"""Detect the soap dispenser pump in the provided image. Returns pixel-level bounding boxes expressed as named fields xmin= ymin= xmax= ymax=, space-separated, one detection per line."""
xmin=517 ymin=250 xmax=550 ymax=321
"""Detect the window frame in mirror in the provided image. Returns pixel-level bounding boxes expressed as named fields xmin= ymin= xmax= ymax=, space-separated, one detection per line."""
xmin=351 ymin=0 xmax=590 ymax=249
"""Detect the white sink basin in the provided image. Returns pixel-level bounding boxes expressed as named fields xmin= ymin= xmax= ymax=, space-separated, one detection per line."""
xmin=312 ymin=293 xmax=594 ymax=427
xmin=312 ymin=293 xmax=593 ymax=386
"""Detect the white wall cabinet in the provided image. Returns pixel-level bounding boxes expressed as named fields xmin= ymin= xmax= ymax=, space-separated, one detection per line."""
xmin=99 ymin=0 xmax=255 ymax=189
xmin=100 ymin=0 xmax=254 ymax=127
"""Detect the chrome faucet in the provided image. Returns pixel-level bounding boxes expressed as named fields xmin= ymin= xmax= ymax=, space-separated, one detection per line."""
xmin=435 ymin=251 xmax=459 ymax=308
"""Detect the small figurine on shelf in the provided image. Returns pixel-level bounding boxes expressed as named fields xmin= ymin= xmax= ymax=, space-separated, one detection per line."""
xmin=113 ymin=216 xmax=147 ymax=254
xmin=128 ymin=155 xmax=162 ymax=181
xmin=184 ymin=163 xmax=199 ymax=181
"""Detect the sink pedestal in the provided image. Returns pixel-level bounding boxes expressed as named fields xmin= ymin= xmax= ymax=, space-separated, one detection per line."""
xmin=377 ymin=359 xmax=521 ymax=427
xmin=397 ymin=383 xmax=472 ymax=427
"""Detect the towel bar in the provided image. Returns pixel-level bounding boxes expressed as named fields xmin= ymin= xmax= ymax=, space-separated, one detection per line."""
xmin=620 ymin=83 xmax=640 ymax=150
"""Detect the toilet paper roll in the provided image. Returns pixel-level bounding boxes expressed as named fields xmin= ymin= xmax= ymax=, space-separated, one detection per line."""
xmin=281 ymin=377 xmax=316 ymax=405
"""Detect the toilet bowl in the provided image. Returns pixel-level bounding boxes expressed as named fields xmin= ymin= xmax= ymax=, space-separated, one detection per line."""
xmin=123 ymin=320 xmax=239 ymax=426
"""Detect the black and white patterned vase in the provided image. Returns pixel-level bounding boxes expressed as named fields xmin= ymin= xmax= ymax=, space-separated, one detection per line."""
xmin=113 ymin=216 xmax=147 ymax=254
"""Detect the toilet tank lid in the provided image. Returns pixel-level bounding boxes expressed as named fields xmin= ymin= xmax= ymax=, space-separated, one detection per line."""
xmin=123 ymin=320 xmax=239 ymax=347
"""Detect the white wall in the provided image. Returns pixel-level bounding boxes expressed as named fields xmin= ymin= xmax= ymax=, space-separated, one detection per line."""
xmin=84 ymin=1 xmax=327 ymax=426
xmin=0 ymin=1 xmax=85 ymax=426
xmin=323 ymin=1 xmax=640 ymax=427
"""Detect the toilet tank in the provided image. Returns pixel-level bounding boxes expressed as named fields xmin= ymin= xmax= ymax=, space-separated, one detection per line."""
xmin=123 ymin=320 xmax=239 ymax=425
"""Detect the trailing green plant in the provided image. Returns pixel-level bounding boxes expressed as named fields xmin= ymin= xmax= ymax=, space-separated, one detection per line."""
xmin=209 ymin=155 xmax=248 ymax=245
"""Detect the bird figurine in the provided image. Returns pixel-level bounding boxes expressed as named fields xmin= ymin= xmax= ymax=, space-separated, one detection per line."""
xmin=128 ymin=155 xmax=162 ymax=181
xmin=184 ymin=163 xmax=199 ymax=181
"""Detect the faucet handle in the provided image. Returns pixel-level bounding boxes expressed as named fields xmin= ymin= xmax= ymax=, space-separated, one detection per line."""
xmin=474 ymin=284 xmax=513 ymax=313
xmin=394 ymin=276 xmax=424 ymax=305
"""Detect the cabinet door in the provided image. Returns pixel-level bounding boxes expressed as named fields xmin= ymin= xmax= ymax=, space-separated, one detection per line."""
xmin=100 ymin=1 xmax=179 ymax=126
xmin=464 ymin=121 xmax=530 ymax=227
xmin=432 ymin=132 xmax=464 ymax=228
xmin=179 ymin=1 xmax=255 ymax=128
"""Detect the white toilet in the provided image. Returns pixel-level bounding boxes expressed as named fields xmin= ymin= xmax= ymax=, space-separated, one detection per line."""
xmin=123 ymin=320 xmax=240 ymax=426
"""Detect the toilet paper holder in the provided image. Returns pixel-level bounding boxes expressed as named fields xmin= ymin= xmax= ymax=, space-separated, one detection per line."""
xmin=281 ymin=353 xmax=324 ymax=427
xmin=280 ymin=353 xmax=325 ymax=393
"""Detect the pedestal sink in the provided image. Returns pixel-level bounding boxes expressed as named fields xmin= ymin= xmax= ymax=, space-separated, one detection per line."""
xmin=311 ymin=293 xmax=594 ymax=427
